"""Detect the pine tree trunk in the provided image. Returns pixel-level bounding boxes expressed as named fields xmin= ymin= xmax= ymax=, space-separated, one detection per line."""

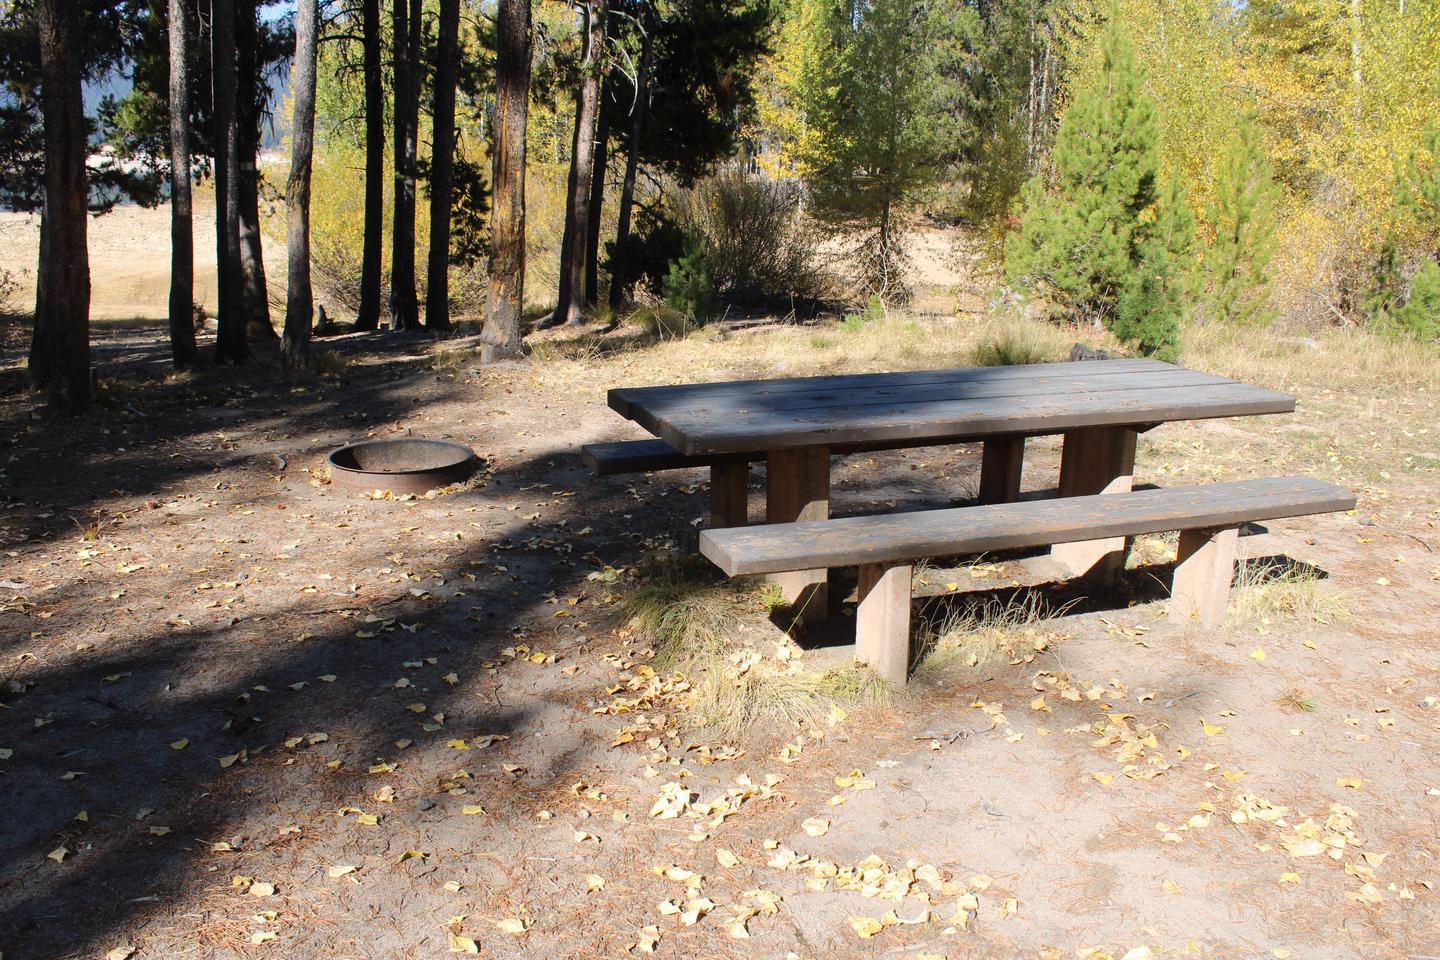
xmin=356 ymin=0 xmax=384 ymax=330
xmin=425 ymin=0 xmax=460 ymax=332
xmin=35 ymin=0 xmax=90 ymax=413
xmin=481 ymin=0 xmax=532 ymax=363
xmin=212 ymin=0 xmax=248 ymax=364
xmin=552 ymin=0 xmax=606 ymax=327
xmin=28 ymin=206 xmax=51 ymax=387
xmin=236 ymin=0 xmax=274 ymax=342
xmin=583 ymin=72 xmax=612 ymax=308
xmin=609 ymin=28 xmax=651 ymax=310
xmin=284 ymin=0 xmax=318 ymax=369
xmin=390 ymin=0 xmax=421 ymax=331
xmin=168 ymin=0 xmax=199 ymax=369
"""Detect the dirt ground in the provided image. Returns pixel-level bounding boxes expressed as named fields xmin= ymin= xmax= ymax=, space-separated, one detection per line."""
xmin=2 ymin=240 xmax=1439 ymax=960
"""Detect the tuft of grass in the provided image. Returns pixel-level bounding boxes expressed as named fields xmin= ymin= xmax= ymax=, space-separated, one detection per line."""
xmin=912 ymin=591 xmax=1068 ymax=678
xmin=1228 ymin=558 xmax=1351 ymax=624
xmin=311 ymin=350 xmax=349 ymax=378
xmin=689 ymin=661 xmax=888 ymax=738
xmin=620 ymin=570 xmax=746 ymax=668
xmin=1276 ymin=687 xmax=1319 ymax=713
xmin=969 ymin=330 xmax=1053 ymax=367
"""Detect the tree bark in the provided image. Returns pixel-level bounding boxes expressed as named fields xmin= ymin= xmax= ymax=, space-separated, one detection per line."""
xmin=609 ymin=27 xmax=651 ymax=310
xmin=168 ymin=0 xmax=199 ymax=369
xmin=424 ymin=0 xmax=460 ymax=331
xmin=35 ymin=0 xmax=91 ymax=413
xmin=284 ymin=0 xmax=318 ymax=369
xmin=552 ymin=0 xmax=606 ymax=326
xmin=390 ymin=0 xmax=421 ymax=331
xmin=212 ymin=0 xmax=248 ymax=363
xmin=481 ymin=0 xmax=532 ymax=363
xmin=235 ymin=0 xmax=274 ymax=341
xmin=355 ymin=0 xmax=385 ymax=330
xmin=583 ymin=70 xmax=613 ymax=307
xmin=28 ymin=206 xmax=51 ymax=387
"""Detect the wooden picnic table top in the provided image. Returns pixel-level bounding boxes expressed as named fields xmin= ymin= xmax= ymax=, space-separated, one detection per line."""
xmin=609 ymin=358 xmax=1296 ymax=456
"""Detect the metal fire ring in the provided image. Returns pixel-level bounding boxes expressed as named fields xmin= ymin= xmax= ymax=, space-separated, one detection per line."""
xmin=327 ymin=438 xmax=478 ymax=495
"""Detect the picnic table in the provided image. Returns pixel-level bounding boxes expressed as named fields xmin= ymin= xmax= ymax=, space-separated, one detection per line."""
xmin=605 ymin=357 xmax=1297 ymax=612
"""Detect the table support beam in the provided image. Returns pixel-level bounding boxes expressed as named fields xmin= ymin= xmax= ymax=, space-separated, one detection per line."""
xmin=1169 ymin=526 xmax=1238 ymax=627
xmin=766 ymin=445 xmax=830 ymax=619
xmin=709 ymin=463 xmax=749 ymax=528
xmin=1051 ymin=426 xmax=1137 ymax=585
xmin=856 ymin=562 xmax=912 ymax=685
xmin=978 ymin=436 xmax=1025 ymax=505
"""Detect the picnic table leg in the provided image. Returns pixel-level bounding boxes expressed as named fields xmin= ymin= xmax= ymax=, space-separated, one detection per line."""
xmin=979 ymin=436 xmax=1025 ymax=505
xmin=856 ymin=562 xmax=912 ymax=684
xmin=1050 ymin=426 xmax=1137 ymax=585
xmin=709 ymin=463 xmax=749 ymax=528
xmin=1169 ymin=526 xmax=1238 ymax=627
xmin=766 ymin=445 xmax=830 ymax=620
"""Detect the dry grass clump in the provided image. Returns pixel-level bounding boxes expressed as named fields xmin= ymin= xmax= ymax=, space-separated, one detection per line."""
xmin=619 ymin=557 xmax=752 ymax=668
xmin=1276 ymin=686 xmax=1319 ymax=712
xmin=912 ymin=591 xmax=1069 ymax=679
xmin=618 ymin=556 xmax=891 ymax=735
xmin=1228 ymin=558 xmax=1351 ymax=625
xmin=689 ymin=661 xmax=889 ymax=738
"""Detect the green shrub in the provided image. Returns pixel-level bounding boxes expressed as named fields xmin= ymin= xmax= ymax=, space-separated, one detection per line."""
xmin=677 ymin=167 xmax=829 ymax=306
xmin=662 ymin=245 xmax=715 ymax=321
xmin=1389 ymin=260 xmax=1440 ymax=341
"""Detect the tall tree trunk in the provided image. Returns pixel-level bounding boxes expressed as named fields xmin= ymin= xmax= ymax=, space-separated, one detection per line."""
xmin=235 ymin=0 xmax=274 ymax=341
xmin=481 ymin=0 xmax=532 ymax=363
xmin=552 ymin=0 xmax=606 ymax=326
xmin=284 ymin=0 xmax=318 ymax=368
xmin=390 ymin=0 xmax=421 ymax=330
xmin=28 ymin=207 xmax=51 ymax=387
xmin=355 ymin=0 xmax=385 ymax=330
xmin=168 ymin=0 xmax=199 ymax=369
xmin=583 ymin=71 xmax=612 ymax=307
xmin=35 ymin=0 xmax=90 ymax=413
xmin=213 ymin=0 xmax=247 ymax=363
xmin=425 ymin=0 xmax=460 ymax=331
xmin=609 ymin=28 xmax=651 ymax=310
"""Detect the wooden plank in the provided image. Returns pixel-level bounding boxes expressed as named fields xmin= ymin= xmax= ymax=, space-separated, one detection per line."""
xmin=709 ymin=463 xmax=749 ymax=528
xmin=1169 ymin=526 xmax=1239 ymax=626
xmin=622 ymin=368 xmax=1232 ymax=424
xmin=978 ymin=436 xmax=1025 ymax=505
xmin=1051 ymin=427 xmax=1137 ymax=583
xmin=855 ymin=563 xmax=912 ymax=684
xmin=649 ymin=382 xmax=1296 ymax=455
xmin=698 ymin=476 xmax=1354 ymax=576
xmin=766 ymin=446 xmax=830 ymax=618
xmin=609 ymin=357 xmax=1170 ymax=418
xmin=581 ymin=439 xmax=760 ymax=475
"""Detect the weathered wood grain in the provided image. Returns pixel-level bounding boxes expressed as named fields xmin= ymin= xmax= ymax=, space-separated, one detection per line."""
xmin=619 ymin=368 xmax=1232 ymax=425
xmin=766 ymin=446 xmax=830 ymax=618
xmin=1051 ymin=426 xmax=1138 ymax=584
xmin=609 ymin=357 xmax=1171 ymax=418
xmin=709 ymin=463 xmax=749 ymax=528
xmin=699 ymin=477 xmax=1354 ymax=576
xmin=637 ymin=382 xmax=1295 ymax=456
xmin=856 ymin=562 xmax=912 ymax=684
xmin=581 ymin=439 xmax=761 ymax=475
xmin=978 ymin=436 xmax=1025 ymax=505
xmin=1170 ymin=526 xmax=1240 ymax=626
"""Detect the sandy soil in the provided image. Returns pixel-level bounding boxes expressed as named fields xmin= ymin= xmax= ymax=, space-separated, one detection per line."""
xmin=0 ymin=292 xmax=1438 ymax=959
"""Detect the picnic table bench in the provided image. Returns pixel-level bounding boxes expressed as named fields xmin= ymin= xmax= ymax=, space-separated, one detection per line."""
xmin=585 ymin=358 xmax=1354 ymax=683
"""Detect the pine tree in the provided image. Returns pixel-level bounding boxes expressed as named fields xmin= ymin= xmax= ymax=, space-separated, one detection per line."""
xmin=1003 ymin=13 xmax=1159 ymax=327
xmin=1113 ymin=176 xmax=1196 ymax=360
xmin=1391 ymin=259 xmax=1440 ymax=341
xmin=1206 ymin=112 xmax=1280 ymax=326
xmin=795 ymin=0 xmax=972 ymax=301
